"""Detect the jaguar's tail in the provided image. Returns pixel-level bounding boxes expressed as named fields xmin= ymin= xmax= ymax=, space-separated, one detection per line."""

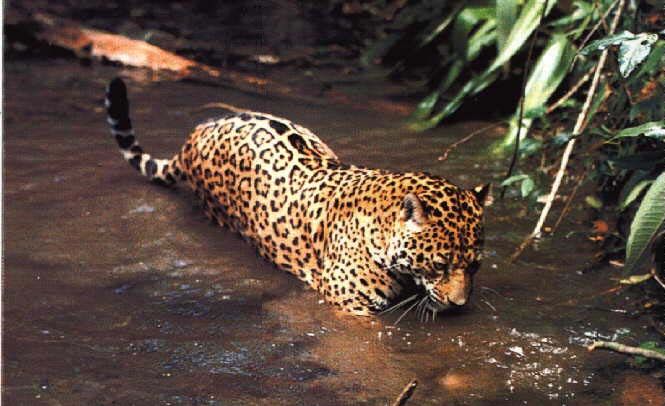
xmin=105 ymin=77 xmax=180 ymax=185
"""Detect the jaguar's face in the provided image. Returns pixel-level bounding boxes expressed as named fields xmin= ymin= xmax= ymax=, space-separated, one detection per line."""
xmin=388 ymin=184 xmax=489 ymax=312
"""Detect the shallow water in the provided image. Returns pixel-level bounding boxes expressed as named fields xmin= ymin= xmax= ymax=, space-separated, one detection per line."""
xmin=3 ymin=59 xmax=660 ymax=405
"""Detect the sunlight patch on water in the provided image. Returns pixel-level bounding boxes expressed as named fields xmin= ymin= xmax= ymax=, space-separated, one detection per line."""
xmin=130 ymin=203 xmax=156 ymax=214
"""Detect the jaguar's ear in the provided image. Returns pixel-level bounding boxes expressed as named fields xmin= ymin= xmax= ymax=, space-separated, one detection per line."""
xmin=401 ymin=193 xmax=426 ymax=231
xmin=472 ymin=183 xmax=493 ymax=207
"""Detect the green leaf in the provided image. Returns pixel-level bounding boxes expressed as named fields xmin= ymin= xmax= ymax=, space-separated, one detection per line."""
xmin=438 ymin=60 xmax=465 ymax=92
xmin=618 ymin=33 xmax=659 ymax=77
xmin=585 ymin=195 xmax=603 ymax=209
xmin=619 ymin=180 xmax=654 ymax=211
xmin=628 ymin=40 xmax=665 ymax=83
xmin=496 ymin=0 xmax=518 ymax=54
xmin=467 ymin=19 xmax=498 ymax=60
xmin=488 ymin=0 xmax=556 ymax=71
xmin=418 ymin=4 xmax=464 ymax=48
xmin=612 ymin=121 xmax=665 ymax=140
xmin=519 ymin=137 xmax=543 ymax=157
xmin=494 ymin=34 xmax=574 ymax=153
xmin=548 ymin=1 xmax=593 ymax=28
xmin=552 ymin=132 xmax=573 ymax=146
xmin=409 ymin=69 xmax=500 ymax=131
xmin=610 ymin=151 xmax=665 ymax=170
xmin=523 ymin=35 xmax=575 ymax=117
xmin=619 ymin=273 xmax=653 ymax=285
xmin=500 ymin=174 xmax=529 ymax=186
xmin=634 ymin=341 xmax=665 ymax=365
xmin=639 ymin=341 xmax=665 ymax=355
xmin=416 ymin=0 xmax=554 ymax=129
xmin=521 ymin=177 xmax=535 ymax=197
xmin=625 ymin=171 xmax=665 ymax=273
xmin=360 ymin=33 xmax=400 ymax=66
xmin=410 ymin=92 xmax=439 ymax=121
xmin=580 ymin=31 xmax=637 ymax=55
xmin=451 ymin=7 xmax=484 ymax=58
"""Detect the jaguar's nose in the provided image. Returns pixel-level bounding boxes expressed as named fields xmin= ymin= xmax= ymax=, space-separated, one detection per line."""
xmin=447 ymin=295 xmax=467 ymax=307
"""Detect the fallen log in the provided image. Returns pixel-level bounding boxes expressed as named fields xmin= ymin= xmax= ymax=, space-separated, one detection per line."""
xmin=12 ymin=10 xmax=412 ymax=117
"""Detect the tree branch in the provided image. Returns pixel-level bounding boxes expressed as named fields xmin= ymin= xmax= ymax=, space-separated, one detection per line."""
xmin=510 ymin=0 xmax=626 ymax=262
xmin=588 ymin=341 xmax=665 ymax=362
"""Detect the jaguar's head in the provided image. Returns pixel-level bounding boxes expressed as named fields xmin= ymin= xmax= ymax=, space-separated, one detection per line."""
xmin=387 ymin=183 xmax=491 ymax=313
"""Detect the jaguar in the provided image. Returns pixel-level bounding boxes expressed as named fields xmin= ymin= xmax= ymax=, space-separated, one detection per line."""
xmin=105 ymin=77 xmax=490 ymax=316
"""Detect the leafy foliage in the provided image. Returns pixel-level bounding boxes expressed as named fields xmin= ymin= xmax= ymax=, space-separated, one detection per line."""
xmin=360 ymin=0 xmax=665 ymax=274
xmin=625 ymin=172 xmax=665 ymax=273
xmin=582 ymin=31 xmax=660 ymax=77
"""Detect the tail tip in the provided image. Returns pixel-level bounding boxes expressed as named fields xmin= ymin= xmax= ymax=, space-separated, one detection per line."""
xmin=107 ymin=77 xmax=127 ymax=98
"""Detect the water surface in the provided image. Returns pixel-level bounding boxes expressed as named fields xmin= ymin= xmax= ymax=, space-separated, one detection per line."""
xmin=3 ymin=59 xmax=658 ymax=405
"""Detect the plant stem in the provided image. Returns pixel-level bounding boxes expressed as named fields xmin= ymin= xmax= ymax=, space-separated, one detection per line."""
xmin=545 ymin=68 xmax=593 ymax=114
xmin=391 ymin=378 xmax=418 ymax=406
xmin=551 ymin=170 xmax=587 ymax=234
xmin=500 ymin=0 xmax=550 ymax=199
xmin=511 ymin=0 xmax=626 ymax=262
xmin=438 ymin=122 xmax=504 ymax=161
xmin=588 ymin=341 xmax=665 ymax=362
xmin=652 ymin=269 xmax=665 ymax=290
xmin=572 ymin=0 xmax=621 ymax=68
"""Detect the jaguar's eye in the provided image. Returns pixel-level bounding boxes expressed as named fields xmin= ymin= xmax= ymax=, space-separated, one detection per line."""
xmin=433 ymin=262 xmax=447 ymax=272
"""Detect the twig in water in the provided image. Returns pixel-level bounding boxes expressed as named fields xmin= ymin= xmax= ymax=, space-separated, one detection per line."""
xmin=438 ymin=122 xmax=504 ymax=161
xmin=588 ymin=341 xmax=665 ymax=362
xmin=391 ymin=378 xmax=418 ymax=406
xmin=510 ymin=0 xmax=626 ymax=262
xmin=194 ymin=102 xmax=248 ymax=114
xmin=551 ymin=169 xmax=587 ymax=234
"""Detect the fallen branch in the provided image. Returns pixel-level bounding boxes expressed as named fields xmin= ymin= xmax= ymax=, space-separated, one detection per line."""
xmin=588 ymin=341 xmax=665 ymax=362
xmin=391 ymin=378 xmax=418 ymax=406
xmin=510 ymin=0 xmax=625 ymax=262
xmin=438 ymin=122 xmax=504 ymax=161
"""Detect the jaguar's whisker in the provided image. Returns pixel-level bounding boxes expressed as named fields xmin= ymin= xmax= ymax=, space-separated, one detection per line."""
xmin=416 ymin=297 xmax=428 ymax=323
xmin=424 ymin=299 xmax=433 ymax=323
xmin=384 ymin=263 xmax=402 ymax=270
xmin=393 ymin=298 xmax=421 ymax=326
xmin=380 ymin=294 xmax=418 ymax=315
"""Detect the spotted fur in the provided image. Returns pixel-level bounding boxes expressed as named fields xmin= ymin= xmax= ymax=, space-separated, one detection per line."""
xmin=105 ymin=78 xmax=489 ymax=316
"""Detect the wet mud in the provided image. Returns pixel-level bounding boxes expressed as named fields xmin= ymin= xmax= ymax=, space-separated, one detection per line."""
xmin=3 ymin=59 xmax=663 ymax=405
